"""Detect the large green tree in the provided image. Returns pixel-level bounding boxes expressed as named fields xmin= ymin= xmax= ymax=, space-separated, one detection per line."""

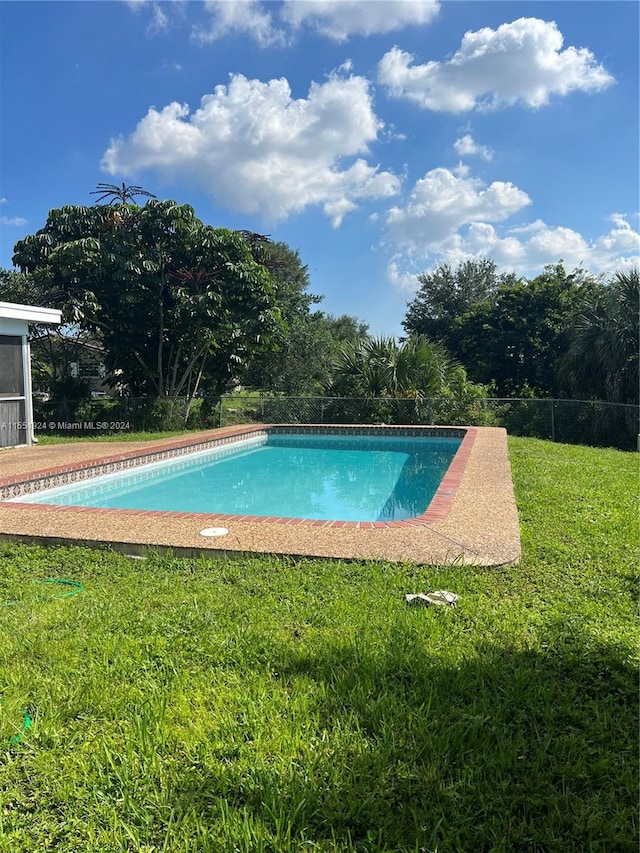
xmin=12 ymin=200 xmax=281 ymax=399
xmin=453 ymin=263 xmax=597 ymax=396
xmin=402 ymin=258 xmax=518 ymax=353
xmin=0 ymin=268 xmax=40 ymax=304
xmin=238 ymin=241 xmax=322 ymax=394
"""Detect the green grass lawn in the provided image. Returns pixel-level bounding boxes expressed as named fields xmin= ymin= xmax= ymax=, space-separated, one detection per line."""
xmin=0 ymin=437 xmax=637 ymax=852
xmin=33 ymin=430 xmax=195 ymax=445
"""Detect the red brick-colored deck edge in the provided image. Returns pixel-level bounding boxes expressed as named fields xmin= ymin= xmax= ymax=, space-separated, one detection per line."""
xmin=0 ymin=425 xmax=475 ymax=529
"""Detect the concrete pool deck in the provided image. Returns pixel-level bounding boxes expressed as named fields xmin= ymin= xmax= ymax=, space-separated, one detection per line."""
xmin=0 ymin=425 xmax=521 ymax=566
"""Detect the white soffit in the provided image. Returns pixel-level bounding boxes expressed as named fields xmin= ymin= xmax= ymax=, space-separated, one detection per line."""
xmin=0 ymin=301 xmax=62 ymax=326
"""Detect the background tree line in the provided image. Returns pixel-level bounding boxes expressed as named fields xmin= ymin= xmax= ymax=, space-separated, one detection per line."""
xmin=0 ymin=189 xmax=637 ymax=442
xmin=402 ymin=258 xmax=638 ymax=406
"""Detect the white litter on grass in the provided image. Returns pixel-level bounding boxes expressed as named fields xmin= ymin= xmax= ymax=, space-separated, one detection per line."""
xmin=199 ymin=527 xmax=229 ymax=537
xmin=405 ymin=591 xmax=458 ymax=607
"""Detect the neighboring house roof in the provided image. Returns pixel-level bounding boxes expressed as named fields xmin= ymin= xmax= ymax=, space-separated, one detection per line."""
xmin=0 ymin=301 xmax=62 ymax=326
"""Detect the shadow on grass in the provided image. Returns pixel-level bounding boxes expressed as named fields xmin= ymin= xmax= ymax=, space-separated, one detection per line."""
xmin=166 ymin=618 xmax=637 ymax=853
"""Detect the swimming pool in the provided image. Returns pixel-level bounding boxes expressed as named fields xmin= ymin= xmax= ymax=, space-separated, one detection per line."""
xmin=0 ymin=425 xmax=522 ymax=564
xmin=11 ymin=431 xmax=461 ymax=523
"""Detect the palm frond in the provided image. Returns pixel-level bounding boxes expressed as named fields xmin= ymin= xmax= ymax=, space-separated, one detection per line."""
xmin=90 ymin=182 xmax=156 ymax=205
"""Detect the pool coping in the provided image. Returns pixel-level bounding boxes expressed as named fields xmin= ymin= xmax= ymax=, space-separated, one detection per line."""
xmin=0 ymin=424 xmax=521 ymax=566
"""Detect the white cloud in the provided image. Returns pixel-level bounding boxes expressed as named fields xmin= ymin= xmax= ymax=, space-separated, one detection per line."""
xmin=453 ymin=133 xmax=493 ymax=161
xmin=387 ymin=259 xmax=421 ymax=291
xmin=324 ymin=198 xmax=357 ymax=228
xmin=592 ymin=215 xmax=640 ymax=260
xmin=148 ymin=3 xmax=169 ymax=35
xmin=508 ymin=218 xmax=547 ymax=235
xmin=378 ymin=17 xmax=614 ymax=112
xmin=468 ymin=218 xmax=640 ymax=274
xmin=0 ymin=216 xmax=27 ymax=227
xmin=128 ymin=0 xmax=440 ymax=43
xmin=384 ymin=162 xmax=639 ymax=291
xmin=387 ymin=213 xmax=640 ymax=292
xmin=102 ymin=71 xmax=400 ymax=224
xmin=336 ymin=58 xmax=353 ymax=74
xmin=0 ymin=198 xmax=26 ymax=227
xmin=385 ymin=167 xmax=531 ymax=250
xmin=281 ymin=0 xmax=439 ymax=41
xmin=469 ymin=214 xmax=640 ymax=272
xmin=124 ymin=0 xmax=172 ymax=35
xmin=451 ymin=162 xmax=470 ymax=178
xmin=193 ymin=0 xmax=285 ymax=47
xmin=609 ymin=212 xmax=636 ymax=231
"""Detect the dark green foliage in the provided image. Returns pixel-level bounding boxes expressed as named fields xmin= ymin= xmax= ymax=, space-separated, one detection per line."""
xmin=314 ymin=335 xmax=491 ymax=426
xmin=403 ymin=260 xmax=604 ymax=398
xmin=402 ymin=259 xmax=637 ymax=404
xmin=326 ymin=335 xmax=486 ymax=401
xmin=239 ymin=242 xmax=323 ymax=394
xmin=454 ymin=263 xmax=599 ymax=396
xmin=558 ymin=267 xmax=639 ymax=404
xmin=0 ymin=268 xmax=42 ymax=305
xmin=12 ymin=201 xmax=281 ymax=401
xmin=402 ymin=257 xmax=518 ymax=348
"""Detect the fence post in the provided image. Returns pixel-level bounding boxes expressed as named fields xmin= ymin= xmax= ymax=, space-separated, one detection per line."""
xmin=550 ymin=399 xmax=556 ymax=442
xmin=218 ymin=396 xmax=223 ymax=428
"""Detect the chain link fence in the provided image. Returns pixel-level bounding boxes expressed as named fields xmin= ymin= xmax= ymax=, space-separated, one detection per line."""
xmin=218 ymin=395 xmax=639 ymax=451
xmin=31 ymin=394 xmax=639 ymax=450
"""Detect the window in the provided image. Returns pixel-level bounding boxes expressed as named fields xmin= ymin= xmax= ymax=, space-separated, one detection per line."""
xmin=0 ymin=336 xmax=24 ymax=397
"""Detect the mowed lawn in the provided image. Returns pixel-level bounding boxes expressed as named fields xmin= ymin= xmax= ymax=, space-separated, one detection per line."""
xmin=0 ymin=436 xmax=637 ymax=852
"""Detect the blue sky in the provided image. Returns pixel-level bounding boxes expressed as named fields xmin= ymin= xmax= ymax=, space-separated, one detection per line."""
xmin=1 ymin=1 xmax=638 ymax=335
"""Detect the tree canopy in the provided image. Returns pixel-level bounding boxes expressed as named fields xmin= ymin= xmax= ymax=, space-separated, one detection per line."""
xmin=452 ymin=263 xmax=597 ymax=396
xmin=402 ymin=258 xmax=518 ymax=350
xmin=558 ymin=267 xmax=639 ymax=404
xmin=402 ymin=259 xmax=611 ymax=398
xmin=12 ymin=200 xmax=282 ymax=399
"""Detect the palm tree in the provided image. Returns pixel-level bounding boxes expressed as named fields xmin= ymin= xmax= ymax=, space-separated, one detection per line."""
xmin=90 ymin=182 xmax=156 ymax=205
xmin=559 ymin=267 xmax=639 ymax=404
xmin=393 ymin=336 xmax=457 ymax=399
xmin=328 ymin=336 xmax=458 ymax=399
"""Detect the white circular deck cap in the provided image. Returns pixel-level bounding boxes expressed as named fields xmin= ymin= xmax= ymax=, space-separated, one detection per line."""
xmin=199 ymin=527 xmax=229 ymax=537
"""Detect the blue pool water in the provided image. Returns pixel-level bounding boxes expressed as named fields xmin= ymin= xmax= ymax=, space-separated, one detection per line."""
xmin=15 ymin=433 xmax=461 ymax=522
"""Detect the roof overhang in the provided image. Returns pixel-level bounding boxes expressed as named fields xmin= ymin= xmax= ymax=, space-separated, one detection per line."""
xmin=0 ymin=301 xmax=62 ymax=326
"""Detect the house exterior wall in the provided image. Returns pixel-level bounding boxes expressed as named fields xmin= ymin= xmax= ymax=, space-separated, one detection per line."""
xmin=0 ymin=303 xmax=61 ymax=448
xmin=0 ymin=320 xmax=29 ymax=448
